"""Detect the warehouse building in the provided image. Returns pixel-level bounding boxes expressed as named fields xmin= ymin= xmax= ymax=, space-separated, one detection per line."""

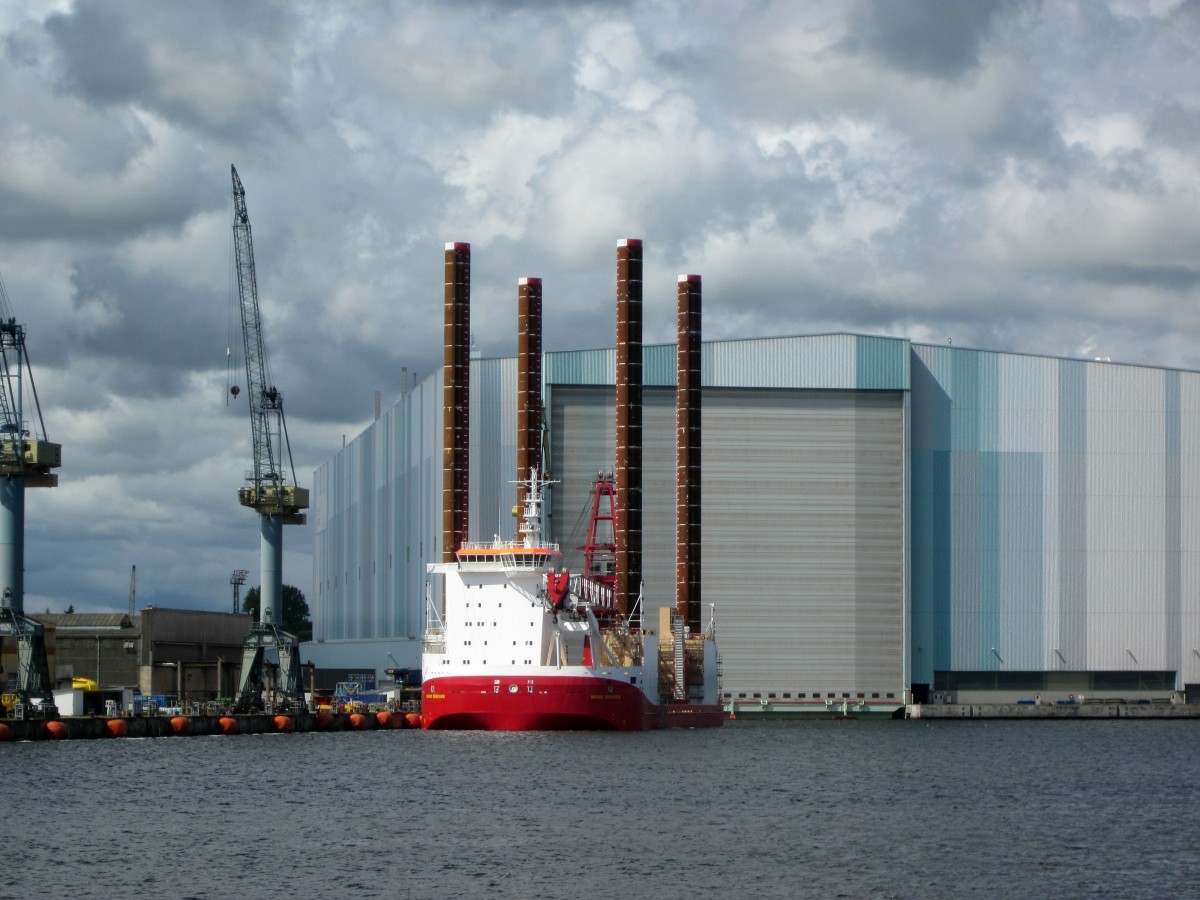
xmin=2 ymin=608 xmax=254 ymax=708
xmin=309 ymin=334 xmax=1200 ymax=707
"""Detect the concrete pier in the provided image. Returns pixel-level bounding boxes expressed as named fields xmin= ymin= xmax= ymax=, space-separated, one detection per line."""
xmin=907 ymin=702 xmax=1200 ymax=720
xmin=0 ymin=710 xmax=418 ymax=741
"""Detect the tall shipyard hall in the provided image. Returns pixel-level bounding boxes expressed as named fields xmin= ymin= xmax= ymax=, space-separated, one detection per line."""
xmin=308 ymin=242 xmax=1200 ymax=714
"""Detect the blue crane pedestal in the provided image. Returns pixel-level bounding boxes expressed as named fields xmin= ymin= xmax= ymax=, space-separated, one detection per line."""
xmin=0 ymin=481 xmax=55 ymax=717
xmin=233 ymin=514 xmax=305 ymax=713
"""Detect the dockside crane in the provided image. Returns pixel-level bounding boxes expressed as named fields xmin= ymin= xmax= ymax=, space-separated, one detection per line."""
xmin=228 ymin=165 xmax=309 ymax=714
xmin=0 ymin=272 xmax=61 ymax=718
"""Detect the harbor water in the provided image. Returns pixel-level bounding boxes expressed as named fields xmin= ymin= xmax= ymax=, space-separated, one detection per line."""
xmin=2 ymin=719 xmax=1196 ymax=898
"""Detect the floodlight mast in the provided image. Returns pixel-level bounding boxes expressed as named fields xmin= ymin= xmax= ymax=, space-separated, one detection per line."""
xmin=228 ymin=165 xmax=309 ymax=714
xmin=0 ymin=272 xmax=60 ymax=717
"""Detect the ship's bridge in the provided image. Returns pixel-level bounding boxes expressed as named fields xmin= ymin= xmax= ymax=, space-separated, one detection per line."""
xmin=455 ymin=539 xmax=561 ymax=572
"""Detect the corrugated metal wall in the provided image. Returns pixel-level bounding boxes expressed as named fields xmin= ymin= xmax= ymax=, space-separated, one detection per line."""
xmin=312 ymin=372 xmax=441 ymax=641
xmin=549 ymin=384 xmax=907 ymax=699
xmin=312 ymin=332 xmax=912 ymax=691
xmin=312 ymin=332 xmax=1200 ymax=698
xmin=312 ymin=358 xmax=518 ymax=642
xmin=910 ymin=344 xmax=1200 ymax=689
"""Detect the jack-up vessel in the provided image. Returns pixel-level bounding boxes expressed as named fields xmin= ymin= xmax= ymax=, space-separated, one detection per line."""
xmin=421 ymin=469 xmax=722 ymax=730
xmin=421 ymin=240 xmax=721 ymax=730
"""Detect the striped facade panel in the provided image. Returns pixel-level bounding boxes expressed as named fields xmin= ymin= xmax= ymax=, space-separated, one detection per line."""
xmin=544 ymin=334 xmax=909 ymax=391
xmin=543 ymin=348 xmax=612 ymax=387
xmin=550 ymin=385 xmax=907 ymax=698
xmin=470 ymin=357 xmax=518 ymax=548
xmin=1179 ymin=374 xmax=1200 ymax=688
xmin=643 ymin=344 xmax=677 ymax=387
xmin=911 ymin=344 xmax=1200 ymax=689
xmin=856 ymin=335 xmax=911 ymax=390
xmin=312 ymin=373 xmax=442 ymax=641
xmin=701 ymin=334 xmax=908 ymax=390
xmin=1085 ymin=364 xmax=1166 ymax=671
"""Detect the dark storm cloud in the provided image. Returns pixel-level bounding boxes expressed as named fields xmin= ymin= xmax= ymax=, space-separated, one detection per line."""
xmin=0 ymin=177 xmax=209 ymax=244
xmin=1054 ymin=263 xmax=1200 ymax=292
xmin=972 ymin=97 xmax=1067 ymax=175
xmin=43 ymin=257 xmax=221 ymax=400
xmin=45 ymin=0 xmax=299 ymax=140
xmin=44 ymin=3 xmax=154 ymax=104
xmin=849 ymin=0 xmax=1012 ymax=80
xmin=1146 ymin=101 xmax=1200 ymax=150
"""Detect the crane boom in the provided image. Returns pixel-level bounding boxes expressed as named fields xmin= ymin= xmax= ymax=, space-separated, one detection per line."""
xmin=229 ymin=165 xmax=307 ymax=520
xmin=0 ymin=274 xmax=15 ymax=437
xmin=0 ymin=273 xmax=55 ymax=469
xmin=231 ymin=165 xmax=276 ymax=492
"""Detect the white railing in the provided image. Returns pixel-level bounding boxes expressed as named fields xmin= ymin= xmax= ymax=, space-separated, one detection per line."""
xmin=458 ymin=538 xmax=560 ymax=552
xmin=570 ymin=575 xmax=617 ymax=614
xmin=422 ymin=583 xmax=445 ymax=654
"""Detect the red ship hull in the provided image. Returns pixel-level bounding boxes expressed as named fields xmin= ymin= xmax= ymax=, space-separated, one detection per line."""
xmin=422 ymin=675 xmax=723 ymax=731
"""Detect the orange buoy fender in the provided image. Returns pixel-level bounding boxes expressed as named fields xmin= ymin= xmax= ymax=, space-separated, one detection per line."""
xmin=348 ymin=713 xmax=368 ymax=730
xmin=273 ymin=715 xmax=294 ymax=733
xmin=314 ymin=711 xmax=334 ymax=730
xmin=404 ymin=712 xmax=422 ymax=729
xmin=375 ymin=710 xmax=393 ymax=729
xmin=0 ymin=722 xmax=11 ymax=741
xmin=169 ymin=716 xmax=190 ymax=736
xmin=217 ymin=716 xmax=239 ymax=735
xmin=105 ymin=718 xmax=129 ymax=738
xmin=45 ymin=720 xmax=69 ymax=740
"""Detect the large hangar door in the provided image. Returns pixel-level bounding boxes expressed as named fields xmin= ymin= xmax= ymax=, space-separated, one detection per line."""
xmin=704 ymin=389 xmax=905 ymax=700
xmin=549 ymin=386 xmax=906 ymax=700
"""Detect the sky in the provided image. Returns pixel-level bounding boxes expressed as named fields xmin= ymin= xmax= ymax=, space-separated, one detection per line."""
xmin=3 ymin=0 xmax=1199 ymax=615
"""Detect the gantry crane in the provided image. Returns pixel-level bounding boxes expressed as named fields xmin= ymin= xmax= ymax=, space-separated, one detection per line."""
xmin=228 ymin=165 xmax=309 ymax=714
xmin=0 ymin=272 xmax=61 ymax=718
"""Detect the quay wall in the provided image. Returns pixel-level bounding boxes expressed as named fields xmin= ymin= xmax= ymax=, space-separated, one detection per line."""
xmin=1 ymin=711 xmax=414 ymax=741
xmin=908 ymin=703 xmax=1200 ymax=720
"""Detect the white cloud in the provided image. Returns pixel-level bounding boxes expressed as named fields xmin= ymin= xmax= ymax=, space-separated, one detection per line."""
xmin=3 ymin=0 xmax=1200 ymax=613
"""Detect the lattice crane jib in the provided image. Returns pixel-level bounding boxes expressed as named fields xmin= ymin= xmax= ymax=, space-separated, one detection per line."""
xmin=229 ymin=165 xmax=308 ymax=523
xmin=0 ymin=274 xmax=60 ymax=486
